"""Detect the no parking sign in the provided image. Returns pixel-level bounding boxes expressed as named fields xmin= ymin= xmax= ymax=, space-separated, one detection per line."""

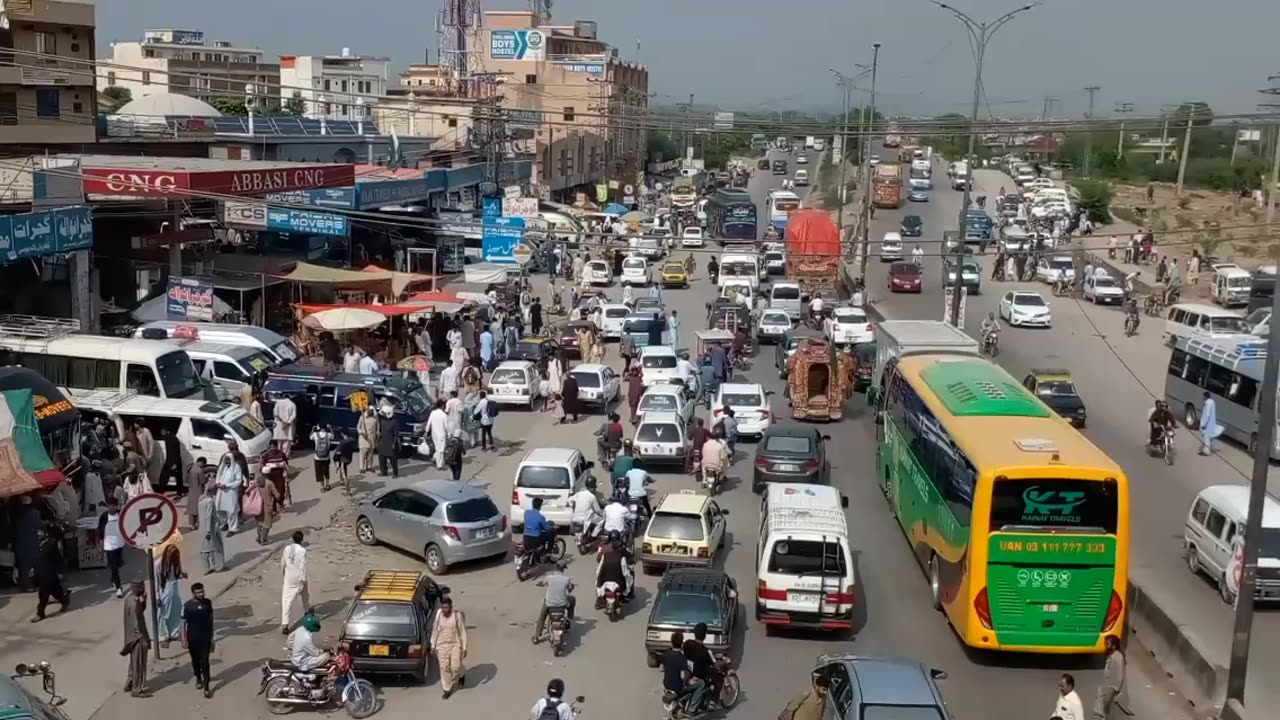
xmin=120 ymin=493 xmax=179 ymax=549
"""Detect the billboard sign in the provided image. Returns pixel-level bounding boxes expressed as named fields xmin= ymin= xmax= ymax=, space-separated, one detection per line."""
xmin=266 ymin=208 xmax=349 ymax=237
xmin=481 ymin=195 xmax=503 ymax=219
xmin=482 ymin=217 xmax=527 ymax=264
xmin=166 ymin=276 xmax=216 ymax=321
xmin=222 ymin=200 xmax=267 ymax=228
xmin=553 ymin=60 xmax=606 ymax=77
xmin=502 ymin=197 xmax=539 ymax=219
xmin=439 ymin=211 xmax=482 ymax=239
xmin=489 ymin=29 xmax=546 ymax=61
xmin=0 ymin=206 xmax=93 ymax=262
xmin=713 ymin=112 xmax=735 ymax=130
xmin=264 ymin=187 xmax=357 ymax=209
xmin=355 ymin=177 xmax=430 ymax=209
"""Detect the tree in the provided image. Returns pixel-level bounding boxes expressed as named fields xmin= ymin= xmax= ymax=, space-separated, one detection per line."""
xmin=283 ymin=92 xmax=306 ymax=117
xmin=646 ymin=130 xmax=680 ymax=163
xmin=1073 ymin=178 xmax=1113 ymax=224
xmin=211 ymin=97 xmax=248 ymax=116
xmin=101 ymin=86 xmax=132 ymax=113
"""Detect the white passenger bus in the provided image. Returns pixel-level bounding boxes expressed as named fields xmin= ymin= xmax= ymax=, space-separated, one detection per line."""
xmin=0 ymin=315 xmax=207 ymax=400
xmin=1165 ymin=334 xmax=1279 ymax=459
xmin=765 ymin=189 xmax=801 ymax=233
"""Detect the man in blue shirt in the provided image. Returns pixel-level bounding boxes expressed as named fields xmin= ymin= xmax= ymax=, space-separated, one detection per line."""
xmin=523 ymin=497 xmax=554 ymax=556
xmin=624 ymin=465 xmax=653 ymax=518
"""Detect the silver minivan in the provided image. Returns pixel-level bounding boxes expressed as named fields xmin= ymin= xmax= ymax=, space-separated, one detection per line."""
xmin=769 ymin=281 xmax=803 ymax=320
xmin=1184 ymin=484 xmax=1280 ymax=604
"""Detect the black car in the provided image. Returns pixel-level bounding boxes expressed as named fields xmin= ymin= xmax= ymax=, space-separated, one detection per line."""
xmin=644 ymin=568 xmax=738 ymax=668
xmin=900 ymin=215 xmax=923 ymax=237
xmin=771 ymin=160 xmax=788 ymax=175
xmin=706 ymin=298 xmax=751 ymax=332
xmin=752 ymin=425 xmax=830 ymax=492
xmin=757 ymin=158 xmax=771 ymax=170
xmin=1022 ymin=369 xmax=1087 ymax=427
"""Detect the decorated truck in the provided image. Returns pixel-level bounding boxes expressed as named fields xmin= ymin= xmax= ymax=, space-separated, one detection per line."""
xmin=786 ymin=339 xmax=854 ymax=421
xmin=873 ymin=164 xmax=902 ymax=209
xmin=784 ymin=209 xmax=841 ymax=298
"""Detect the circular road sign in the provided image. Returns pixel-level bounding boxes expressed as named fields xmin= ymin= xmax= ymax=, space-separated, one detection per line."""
xmin=512 ymin=243 xmax=534 ymax=266
xmin=119 ymin=492 xmax=179 ymax=550
xmin=623 ymin=184 xmax=635 ymax=195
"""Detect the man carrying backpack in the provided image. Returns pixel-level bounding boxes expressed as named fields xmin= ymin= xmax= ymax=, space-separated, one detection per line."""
xmin=473 ymin=390 xmax=499 ymax=451
xmin=529 ymin=678 xmax=576 ymax=720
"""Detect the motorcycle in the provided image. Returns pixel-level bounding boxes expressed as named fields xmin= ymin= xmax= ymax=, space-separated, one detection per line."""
xmin=981 ymin=328 xmax=1000 ymax=358
xmin=661 ymin=655 xmax=741 ymax=720
xmin=1124 ymin=311 xmax=1140 ymax=337
xmin=573 ymin=519 xmax=603 ymax=555
xmin=1148 ymin=426 xmax=1176 ymax=466
xmin=688 ymin=446 xmax=704 ymax=484
xmin=601 ymin=581 xmax=625 ymax=622
xmin=532 ymin=599 xmax=572 ymax=657
xmin=514 ymin=527 xmax=567 ymax=581
xmin=259 ymin=649 xmax=377 ymax=718
xmin=703 ymin=464 xmax=723 ymax=496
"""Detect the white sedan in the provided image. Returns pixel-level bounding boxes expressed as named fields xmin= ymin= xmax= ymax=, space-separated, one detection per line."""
xmin=756 ymin=310 xmax=793 ymax=344
xmin=1083 ymin=273 xmax=1124 ymax=305
xmin=621 ymin=256 xmax=651 ymax=286
xmin=486 ymin=360 xmax=542 ymax=406
xmin=586 ymin=260 xmax=612 ymax=286
xmin=568 ymin=363 xmax=621 ymax=410
xmin=681 ymin=227 xmax=705 ymax=247
xmin=1036 ymin=256 xmax=1076 ymax=284
xmin=825 ymin=306 xmax=873 ymax=346
xmin=880 ymin=232 xmax=904 ymax=261
xmin=599 ymin=304 xmax=631 ymax=339
xmin=636 ymin=384 xmax=695 ymax=425
xmin=711 ymin=382 xmax=773 ymax=438
xmin=999 ymin=291 xmax=1053 ymax=328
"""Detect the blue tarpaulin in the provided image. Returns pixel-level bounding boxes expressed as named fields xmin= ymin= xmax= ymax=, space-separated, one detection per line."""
xmin=604 ymin=203 xmax=628 ymax=215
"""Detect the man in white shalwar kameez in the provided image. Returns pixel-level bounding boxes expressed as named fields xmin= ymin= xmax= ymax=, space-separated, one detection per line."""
xmin=444 ymin=392 xmax=463 ymax=438
xmin=427 ymin=403 xmax=449 ymax=469
xmin=439 ymin=364 xmax=460 ymax=398
xmin=280 ymin=531 xmax=309 ymax=634
xmin=273 ymin=396 xmax=298 ymax=458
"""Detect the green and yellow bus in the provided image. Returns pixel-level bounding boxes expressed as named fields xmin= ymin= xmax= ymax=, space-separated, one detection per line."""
xmin=875 ymin=354 xmax=1129 ymax=653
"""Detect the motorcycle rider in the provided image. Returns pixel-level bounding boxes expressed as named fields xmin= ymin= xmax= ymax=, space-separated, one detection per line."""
xmin=596 ymin=531 xmax=634 ymax=605
xmin=595 ymin=413 xmax=624 ymax=467
xmin=288 ymin=613 xmax=330 ymax=672
xmin=1123 ymin=296 xmax=1140 ymax=333
xmin=686 ymin=417 xmax=713 ymax=473
xmin=708 ymin=256 xmax=720 ymax=284
xmin=602 ymin=494 xmax=635 ymax=539
xmin=683 ymin=623 xmax=722 ymax=711
xmin=808 ymin=292 xmax=825 ymax=326
xmin=533 ymin=560 xmax=575 ymax=643
xmin=523 ymin=497 xmax=555 ymax=563
xmin=571 ymin=478 xmax=604 ymax=544
xmin=529 ymin=678 xmax=576 ymax=720
xmin=715 ymin=409 xmax=739 ymax=459
xmin=1148 ymin=400 xmax=1176 ymax=448
xmin=624 ymin=464 xmax=655 ymax=519
xmin=700 ymin=433 xmax=730 ymax=486
xmin=980 ymin=312 xmax=999 ymax=351
xmin=610 ymin=439 xmax=636 ymax=495
xmin=911 ymin=244 xmax=924 ymax=265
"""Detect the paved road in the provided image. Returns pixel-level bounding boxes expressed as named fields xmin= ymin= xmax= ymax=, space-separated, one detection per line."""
xmin=862 ymin=161 xmax=1279 ymax=709
xmin=84 ymin=154 xmax=1188 ymax=720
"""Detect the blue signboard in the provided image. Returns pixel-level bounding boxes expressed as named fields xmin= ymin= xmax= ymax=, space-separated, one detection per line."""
xmin=355 ymin=177 xmax=430 ymax=209
xmin=482 ymin=217 xmax=526 ymax=264
xmin=166 ymin=276 xmax=216 ymax=321
xmin=489 ymin=29 xmax=546 ymax=61
xmin=266 ymin=208 xmax=350 ymax=237
xmin=0 ymin=206 xmax=94 ymax=262
xmin=264 ymin=187 xmax=357 ymax=210
xmin=481 ymin=195 xmax=503 ymax=220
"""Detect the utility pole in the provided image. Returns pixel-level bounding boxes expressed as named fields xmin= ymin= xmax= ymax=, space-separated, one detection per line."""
xmin=931 ymin=1 xmax=1039 ymax=327
xmin=1114 ymin=101 xmax=1133 ymax=158
xmin=687 ymin=93 xmax=695 ymax=161
xmin=831 ymin=64 xmax=872 ymax=257
xmin=859 ymin=43 xmax=881 ymax=283
xmin=1082 ymin=85 xmax=1100 ymax=177
xmin=1175 ymin=104 xmax=1196 ymax=197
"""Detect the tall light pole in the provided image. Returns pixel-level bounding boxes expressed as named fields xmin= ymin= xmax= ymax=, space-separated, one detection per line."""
xmin=1175 ymin=103 xmax=1198 ymax=198
xmin=1082 ymin=85 xmax=1100 ymax=177
xmin=830 ymin=64 xmax=872 ymax=255
xmin=1114 ymin=101 xmax=1134 ymax=157
xmin=930 ymin=1 xmax=1038 ymax=327
xmin=858 ymin=43 xmax=881 ymax=282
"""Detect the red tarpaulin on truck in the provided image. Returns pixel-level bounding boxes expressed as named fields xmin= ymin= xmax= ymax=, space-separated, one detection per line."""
xmin=787 ymin=209 xmax=840 ymax=258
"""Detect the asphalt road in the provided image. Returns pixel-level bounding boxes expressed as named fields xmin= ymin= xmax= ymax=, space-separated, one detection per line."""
xmin=861 ymin=160 xmax=1279 ymax=710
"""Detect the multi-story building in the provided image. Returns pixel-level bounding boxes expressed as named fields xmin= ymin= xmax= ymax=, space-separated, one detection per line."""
xmin=0 ymin=0 xmax=98 ymax=145
xmin=372 ymin=90 xmax=476 ymax=152
xmin=97 ymin=29 xmax=280 ymax=106
xmin=279 ymin=49 xmax=389 ymax=120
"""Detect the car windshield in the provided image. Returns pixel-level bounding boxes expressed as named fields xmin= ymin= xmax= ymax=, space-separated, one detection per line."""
xmin=571 ymin=371 xmax=600 ymax=388
xmin=1050 ymin=258 xmax=1073 ymax=270
xmin=643 ymin=355 xmax=677 ymax=369
xmin=637 ymin=423 xmax=682 ymax=442
xmin=1036 ymin=380 xmax=1076 ymax=396
xmin=963 ymin=263 xmax=980 ymax=273
xmin=652 ymin=591 xmax=723 ymax=628
xmin=624 ymin=259 xmax=646 ymax=269
xmin=772 ymin=286 xmax=800 ymax=299
xmin=1211 ymin=317 xmax=1249 ymax=333
xmin=763 ymin=435 xmax=812 ymax=454
xmin=722 ymin=391 xmax=762 ymax=407
xmin=1015 ymin=295 xmax=1047 ymax=307
xmin=663 ymin=264 xmax=685 ymax=273
xmin=883 ymin=236 xmax=902 ymax=246
xmin=903 ymin=216 xmax=921 ymax=226
xmin=273 ymin=340 xmax=302 ymax=363
xmin=345 ymin=601 xmax=419 ymax=640
xmin=516 ymin=465 xmax=571 ymax=490
xmin=762 ymin=314 xmax=791 ymax=326
xmin=589 ymin=262 xmax=608 ymax=271
xmin=445 ymin=496 xmax=500 ymax=524
xmin=990 ymin=478 xmax=1118 ymax=533
xmin=238 ymin=352 xmax=275 ymax=375
xmin=605 ymin=307 xmax=630 ymax=319
xmin=767 ymin=539 xmax=847 ymax=575
xmin=226 ymin=410 xmax=264 ymax=440
xmin=862 ymin=705 xmax=947 ymax=720
xmin=765 ymin=252 xmax=785 ymax=262
xmin=640 ymin=393 xmax=678 ymax=411
xmin=1092 ymin=276 xmax=1117 ymax=288
xmin=490 ymin=368 xmax=526 ymax=384
xmin=891 ymin=263 xmax=921 ymax=275
xmin=834 ymin=309 xmax=866 ymax=321
xmin=648 ymin=512 xmax=705 ymax=540
xmin=158 ymin=351 xmax=204 ymax=399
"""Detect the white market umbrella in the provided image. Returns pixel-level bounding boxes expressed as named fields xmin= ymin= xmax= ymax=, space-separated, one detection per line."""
xmin=301 ymin=307 xmax=387 ymax=332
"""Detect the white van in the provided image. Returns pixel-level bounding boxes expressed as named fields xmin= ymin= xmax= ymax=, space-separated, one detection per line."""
xmin=769 ymin=281 xmax=804 ymax=320
xmin=1184 ymin=484 xmax=1280 ymax=604
xmin=509 ymin=447 xmax=595 ymax=532
xmin=182 ymin=342 xmax=276 ymax=400
xmin=67 ymin=389 xmax=271 ymax=476
xmin=1211 ymin=266 xmax=1253 ymax=308
xmin=793 ymin=169 xmax=810 ymax=187
xmin=1164 ymin=303 xmax=1250 ymax=345
xmin=135 ymin=321 xmax=301 ymax=366
xmin=755 ymin=483 xmax=855 ymax=630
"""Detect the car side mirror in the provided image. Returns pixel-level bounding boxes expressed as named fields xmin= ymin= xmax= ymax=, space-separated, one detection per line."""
xmin=841 ymin=495 xmax=850 ymax=509
xmin=585 ymin=460 xmax=596 ymax=469
xmin=720 ymin=509 xmax=730 ymax=516
xmin=575 ymin=696 xmax=587 ymax=704
xmin=930 ymin=669 xmax=948 ymax=681
xmin=822 ymin=434 xmax=832 ymax=441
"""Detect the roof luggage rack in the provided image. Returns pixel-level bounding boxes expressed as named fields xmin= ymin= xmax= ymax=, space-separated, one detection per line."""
xmin=0 ymin=314 xmax=81 ymax=340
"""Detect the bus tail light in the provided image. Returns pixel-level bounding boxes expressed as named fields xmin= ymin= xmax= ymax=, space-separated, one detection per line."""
xmin=974 ymin=587 xmax=993 ymax=630
xmin=1102 ymin=590 xmax=1123 ymax=632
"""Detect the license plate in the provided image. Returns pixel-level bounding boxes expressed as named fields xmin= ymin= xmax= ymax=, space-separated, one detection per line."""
xmin=476 ymin=527 xmax=495 ymax=539
xmin=1043 ymin=603 xmax=1059 ymax=613
xmin=776 ymin=463 xmax=799 ymax=472
xmin=369 ymin=645 xmax=389 ymax=656
xmin=790 ymin=591 xmax=822 ymax=609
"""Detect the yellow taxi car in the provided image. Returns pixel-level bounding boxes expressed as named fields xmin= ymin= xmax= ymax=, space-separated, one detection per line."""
xmin=640 ymin=490 xmax=729 ymax=574
xmin=338 ymin=570 xmax=449 ymax=683
xmin=660 ymin=261 xmax=691 ymax=288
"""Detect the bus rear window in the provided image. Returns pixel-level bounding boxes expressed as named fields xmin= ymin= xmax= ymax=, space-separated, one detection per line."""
xmin=989 ymin=478 xmax=1118 ymax=534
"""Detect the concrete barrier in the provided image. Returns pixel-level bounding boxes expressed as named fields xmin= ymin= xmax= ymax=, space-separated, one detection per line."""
xmin=1126 ymin=579 xmax=1227 ymax=713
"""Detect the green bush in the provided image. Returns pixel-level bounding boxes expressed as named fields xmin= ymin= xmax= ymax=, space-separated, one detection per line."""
xmin=1074 ymin=178 xmax=1113 ymax=224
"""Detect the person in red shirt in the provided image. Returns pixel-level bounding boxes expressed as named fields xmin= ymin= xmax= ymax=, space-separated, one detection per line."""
xmin=686 ymin=418 xmax=713 ymax=473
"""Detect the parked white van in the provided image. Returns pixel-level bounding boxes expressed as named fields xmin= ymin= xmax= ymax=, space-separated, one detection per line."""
xmin=1211 ymin=266 xmax=1253 ymax=308
xmin=1164 ymin=303 xmax=1250 ymax=345
xmin=755 ymin=483 xmax=855 ymax=630
xmin=183 ymin=342 xmax=276 ymax=400
xmin=135 ymin=321 xmax=301 ymax=366
xmin=1184 ymin=484 xmax=1280 ymax=604
xmin=67 ymin=389 xmax=271 ymax=476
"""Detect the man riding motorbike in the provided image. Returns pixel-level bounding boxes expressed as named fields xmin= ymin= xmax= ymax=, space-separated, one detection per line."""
xmin=683 ymin=622 xmax=722 ymax=712
xmin=808 ymin=293 xmax=825 ymax=326
xmin=1123 ymin=296 xmax=1140 ymax=333
xmin=571 ymin=478 xmax=604 ymax=545
xmin=700 ymin=434 xmax=730 ymax=487
xmin=610 ymin=439 xmax=637 ymax=495
xmin=911 ymin=245 xmax=924 ymax=266
xmin=595 ymin=413 xmax=624 ymax=467
xmin=1148 ymin=400 xmax=1176 ymax=448
xmin=707 ymin=257 xmax=720 ymax=284
xmin=288 ymin=613 xmax=331 ymax=672
xmin=624 ymin=464 xmax=655 ymax=519
xmin=980 ymin=312 xmax=999 ymax=352
xmin=534 ymin=560 xmax=575 ymax=642
xmin=602 ymin=494 xmax=634 ymax=540
xmin=686 ymin=417 xmax=713 ymax=474
xmin=523 ymin=497 xmax=556 ymax=562
xmin=596 ymin=531 xmax=634 ymax=605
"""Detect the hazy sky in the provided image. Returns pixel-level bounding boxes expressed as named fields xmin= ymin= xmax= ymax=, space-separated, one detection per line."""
xmin=99 ymin=0 xmax=1280 ymax=120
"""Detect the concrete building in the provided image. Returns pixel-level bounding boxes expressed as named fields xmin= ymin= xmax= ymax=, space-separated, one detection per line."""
xmin=279 ymin=49 xmax=389 ymax=120
xmin=398 ymin=63 xmax=453 ymax=95
xmin=372 ymin=90 xmax=476 ymax=152
xmin=0 ymin=0 xmax=99 ymax=145
xmin=97 ymin=29 xmax=280 ymax=106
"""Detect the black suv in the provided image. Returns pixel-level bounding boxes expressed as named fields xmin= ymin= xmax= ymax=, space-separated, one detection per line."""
xmin=900 ymin=215 xmax=923 ymax=237
xmin=644 ymin=568 xmax=738 ymax=668
xmin=772 ymin=160 xmax=788 ymax=175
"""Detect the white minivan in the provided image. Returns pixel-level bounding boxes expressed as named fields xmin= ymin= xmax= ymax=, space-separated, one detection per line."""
xmin=134 ymin=321 xmax=301 ymax=366
xmin=183 ymin=342 xmax=276 ymax=400
xmin=1184 ymin=484 xmax=1280 ymax=604
xmin=67 ymin=390 xmax=271 ymax=476
xmin=755 ymin=483 xmax=855 ymax=630
xmin=510 ymin=447 xmax=596 ymax=533
xmin=1164 ymin=303 xmax=1250 ymax=345
xmin=769 ymin=281 xmax=804 ymax=320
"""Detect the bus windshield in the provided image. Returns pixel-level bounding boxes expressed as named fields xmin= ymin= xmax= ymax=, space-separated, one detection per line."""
xmin=989 ymin=478 xmax=1119 ymax=534
xmin=158 ymin=351 xmax=203 ymax=398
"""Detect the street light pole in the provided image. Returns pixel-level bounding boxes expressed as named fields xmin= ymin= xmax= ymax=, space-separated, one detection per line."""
xmin=1083 ymin=86 xmax=1100 ymax=177
xmin=831 ymin=65 xmax=871 ymax=261
xmin=931 ymin=1 xmax=1038 ymax=327
xmin=1115 ymin=101 xmax=1134 ymax=157
xmin=858 ymin=43 xmax=881 ymax=283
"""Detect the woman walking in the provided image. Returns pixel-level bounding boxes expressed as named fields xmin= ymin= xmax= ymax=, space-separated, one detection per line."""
xmin=214 ymin=454 xmax=244 ymax=535
xmin=197 ymin=484 xmax=225 ymax=573
xmin=155 ymin=545 xmax=185 ymax=645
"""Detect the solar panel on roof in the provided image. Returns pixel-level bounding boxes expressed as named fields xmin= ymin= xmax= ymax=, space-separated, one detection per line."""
xmin=273 ymin=117 xmax=304 ymax=134
xmin=329 ymin=120 xmax=358 ymax=135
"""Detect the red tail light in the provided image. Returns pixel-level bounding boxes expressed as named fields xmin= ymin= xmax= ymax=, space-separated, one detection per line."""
xmin=442 ymin=526 xmax=461 ymax=542
xmin=803 ymin=459 xmax=820 ymax=470
xmin=974 ymin=587 xmax=993 ymax=629
xmin=407 ymin=644 xmax=424 ymax=658
xmin=512 ymin=489 xmax=520 ymax=504
xmin=500 ymin=516 xmax=508 ymax=533
xmin=713 ymin=408 xmax=724 ymax=416
xmin=757 ymin=580 xmax=788 ymax=602
xmin=755 ymin=457 xmax=770 ymax=467
xmin=760 ymin=409 xmax=771 ymax=418
xmin=1102 ymin=590 xmax=1123 ymax=632
xmin=826 ymin=590 xmax=856 ymax=604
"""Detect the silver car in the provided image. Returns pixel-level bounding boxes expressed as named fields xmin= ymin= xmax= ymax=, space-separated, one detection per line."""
xmin=356 ymin=479 xmax=509 ymax=575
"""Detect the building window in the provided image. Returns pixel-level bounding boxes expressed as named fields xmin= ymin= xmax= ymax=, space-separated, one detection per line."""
xmin=447 ymin=117 xmax=457 ymax=128
xmin=35 ymin=89 xmax=60 ymax=118
xmin=341 ymin=80 xmax=348 ymax=92
xmin=563 ymin=106 xmax=574 ymax=121
xmin=143 ymin=48 xmax=156 ymax=58
xmin=142 ymin=71 xmax=151 ymax=85
xmin=324 ymin=79 xmax=331 ymax=91
xmin=35 ymin=31 xmax=56 ymax=57
xmin=0 ymin=92 xmax=16 ymax=125
xmin=106 ymin=71 xmax=116 ymax=86
xmin=525 ymin=74 xmax=537 ymax=84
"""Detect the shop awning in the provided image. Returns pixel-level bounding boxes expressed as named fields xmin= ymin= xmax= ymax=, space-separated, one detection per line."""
xmin=277 ymin=262 xmax=433 ymax=296
xmin=295 ymin=302 xmax=436 ymax=317
xmin=0 ymin=369 xmax=78 ymax=434
xmin=0 ymin=390 xmax=61 ymax=498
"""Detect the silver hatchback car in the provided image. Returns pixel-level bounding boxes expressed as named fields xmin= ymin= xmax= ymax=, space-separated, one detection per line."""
xmin=812 ymin=654 xmax=951 ymax=720
xmin=356 ymin=479 xmax=510 ymax=575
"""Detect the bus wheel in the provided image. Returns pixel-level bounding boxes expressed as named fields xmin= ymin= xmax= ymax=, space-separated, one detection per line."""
xmin=929 ymin=556 xmax=943 ymax=611
xmin=1183 ymin=404 xmax=1198 ymax=428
